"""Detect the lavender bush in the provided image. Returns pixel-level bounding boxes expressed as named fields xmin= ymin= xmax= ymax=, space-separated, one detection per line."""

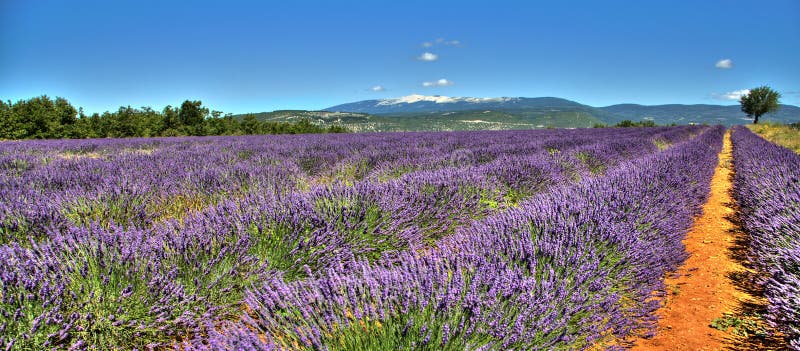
xmin=731 ymin=126 xmax=800 ymax=349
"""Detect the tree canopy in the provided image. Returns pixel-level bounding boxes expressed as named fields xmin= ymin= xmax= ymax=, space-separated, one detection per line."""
xmin=740 ymin=86 xmax=781 ymax=124
xmin=0 ymin=96 xmax=349 ymax=140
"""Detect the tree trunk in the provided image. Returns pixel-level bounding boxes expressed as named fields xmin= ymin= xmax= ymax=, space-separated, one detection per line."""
xmin=754 ymin=114 xmax=760 ymax=124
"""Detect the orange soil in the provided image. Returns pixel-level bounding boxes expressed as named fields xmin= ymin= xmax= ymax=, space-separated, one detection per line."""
xmin=630 ymin=131 xmax=759 ymax=350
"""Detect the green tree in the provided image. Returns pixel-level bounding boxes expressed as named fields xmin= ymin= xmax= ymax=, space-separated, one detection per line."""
xmin=240 ymin=114 xmax=261 ymax=135
xmin=107 ymin=106 xmax=139 ymax=137
xmin=162 ymin=105 xmax=179 ymax=130
xmin=740 ymin=86 xmax=781 ymax=124
xmin=291 ymin=118 xmax=323 ymax=134
xmin=178 ymin=100 xmax=208 ymax=135
xmin=614 ymin=119 xmax=656 ymax=128
xmin=55 ymin=97 xmax=77 ymax=126
xmin=326 ymin=125 xmax=349 ymax=133
xmin=0 ymin=99 xmax=22 ymax=139
xmin=53 ymin=97 xmax=78 ymax=138
xmin=3 ymin=95 xmax=77 ymax=138
xmin=205 ymin=111 xmax=239 ymax=135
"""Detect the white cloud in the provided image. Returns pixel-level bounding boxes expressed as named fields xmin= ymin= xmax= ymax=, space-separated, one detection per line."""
xmin=715 ymin=59 xmax=733 ymax=69
xmin=421 ymin=39 xmax=461 ymax=47
xmin=370 ymin=85 xmax=385 ymax=92
xmin=418 ymin=52 xmax=438 ymax=61
xmin=712 ymin=89 xmax=750 ymax=100
xmin=422 ymin=78 xmax=454 ymax=87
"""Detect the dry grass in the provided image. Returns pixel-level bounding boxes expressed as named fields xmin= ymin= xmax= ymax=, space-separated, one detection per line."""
xmin=747 ymin=123 xmax=800 ymax=154
xmin=58 ymin=151 xmax=104 ymax=160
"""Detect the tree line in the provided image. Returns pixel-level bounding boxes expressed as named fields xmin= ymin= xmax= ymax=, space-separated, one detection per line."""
xmin=0 ymin=96 xmax=348 ymax=140
xmin=592 ymin=120 xmax=666 ymax=128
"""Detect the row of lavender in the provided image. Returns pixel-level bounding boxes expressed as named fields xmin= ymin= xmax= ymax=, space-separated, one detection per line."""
xmin=0 ymin=127 xmax=691 ymax=243
xmin=183 ymin=126 xmax=725 ymax=350
xmin=0 ymin=126 xmax=708 ymax=350
xmin=731 ymin=126 xmax=800 ymax=349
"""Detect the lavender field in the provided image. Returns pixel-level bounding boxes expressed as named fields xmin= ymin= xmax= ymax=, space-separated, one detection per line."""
xmin=1 ymin=126 xmax=732 ymax=349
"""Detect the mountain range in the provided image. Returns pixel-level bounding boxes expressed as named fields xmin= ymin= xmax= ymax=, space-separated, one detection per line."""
xmin=233 ymin=94 xmax=800 ymax=132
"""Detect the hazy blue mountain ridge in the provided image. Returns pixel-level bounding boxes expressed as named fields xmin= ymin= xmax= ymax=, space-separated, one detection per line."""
xmin=231 ymin=95 xmax=800 ymax=131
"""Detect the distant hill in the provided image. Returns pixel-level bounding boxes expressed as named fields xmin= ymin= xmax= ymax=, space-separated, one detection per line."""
xmin=232 ymin=108 xmax=604 ymax=132
xmin=598 ymin=103 xmax=800 ymax=126
xmin=232 ymin=95 xmax=800 ymax=132
xmin=230 ymin=110 xmax=395 ymax=133
xmin=232 ymin=110 xmax=374 ymax=123
xmin=327 ymin=94 xmax=604 ymax=113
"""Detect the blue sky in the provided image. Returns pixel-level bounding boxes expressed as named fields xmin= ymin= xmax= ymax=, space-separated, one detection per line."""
xmin=1 ymin=0 xmax=798 ymax=114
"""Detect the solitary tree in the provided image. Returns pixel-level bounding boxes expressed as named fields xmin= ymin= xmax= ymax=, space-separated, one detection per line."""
xmin=740 ymin=86 xmax=781 ymax=124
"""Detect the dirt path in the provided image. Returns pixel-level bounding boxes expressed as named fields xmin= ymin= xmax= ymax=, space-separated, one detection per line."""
xmin=630 ymin=130 xmax=765 ymax=350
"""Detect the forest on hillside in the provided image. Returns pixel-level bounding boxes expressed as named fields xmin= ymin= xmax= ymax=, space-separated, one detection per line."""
xmin=0 ymin=96 xmax=348 ymax=140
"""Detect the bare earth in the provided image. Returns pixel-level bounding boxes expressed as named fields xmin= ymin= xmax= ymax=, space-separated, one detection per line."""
xmin=631 ymin=131 xmax=776 ymax=350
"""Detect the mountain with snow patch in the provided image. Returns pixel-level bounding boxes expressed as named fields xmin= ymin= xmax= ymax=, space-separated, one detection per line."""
xmin=326 ymin=94 xmax=598 ymax=115
xmin=233 ymin=95 xmax=800 ymax=131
